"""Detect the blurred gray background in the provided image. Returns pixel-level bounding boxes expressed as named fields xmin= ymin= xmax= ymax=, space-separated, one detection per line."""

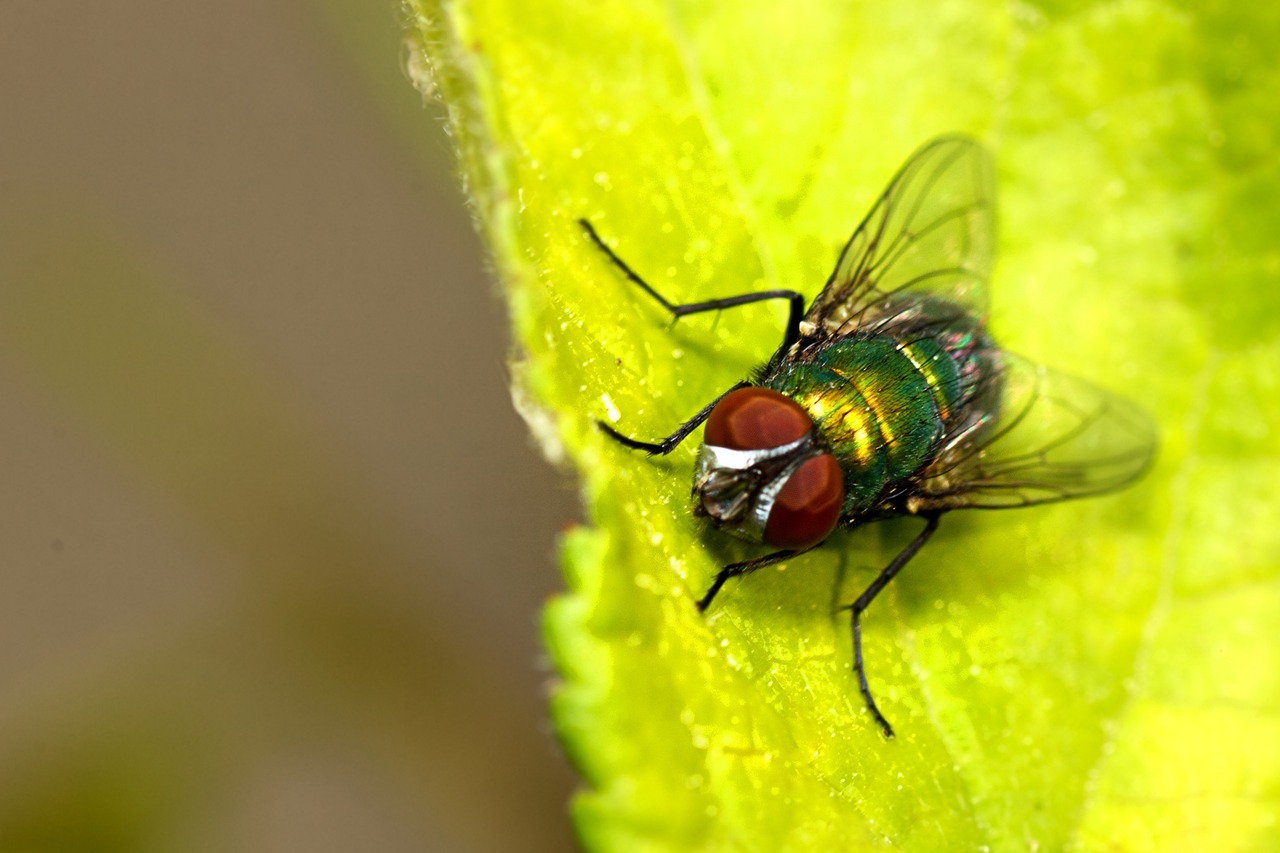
xmin=0 ymin=1 xmax=579 ymax=850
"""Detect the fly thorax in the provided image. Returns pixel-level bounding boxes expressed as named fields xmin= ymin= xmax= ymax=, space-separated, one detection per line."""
xmin=693 ymin=434 xmax=820 ymax=543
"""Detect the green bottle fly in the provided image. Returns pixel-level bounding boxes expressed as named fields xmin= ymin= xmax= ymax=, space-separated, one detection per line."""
xmin=584 ymin=136 xmax=1155 ymax=737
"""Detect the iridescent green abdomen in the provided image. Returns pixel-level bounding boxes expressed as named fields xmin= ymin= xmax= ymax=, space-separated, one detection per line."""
xmin=764 ymin=330 xmax=977 ymax=515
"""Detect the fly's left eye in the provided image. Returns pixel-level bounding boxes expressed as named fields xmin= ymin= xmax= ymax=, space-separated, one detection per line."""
xmin=763 ymin=454 xmax=844 ymax=550
xmin=704 ymin=386 xmax=812 ymax=450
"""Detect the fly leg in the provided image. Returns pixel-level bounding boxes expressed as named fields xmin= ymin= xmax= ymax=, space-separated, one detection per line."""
xmin=697 ymin=548 xmax=813 ymax=612
xmin=847 ymin=513 xmax=941 ymax=738
xmin=579 ymin=219 xmax=807 ymax=353
xmin=583 ymin=218 xmax=806 ymax=453
xmin=597 ymin=382 xmax=749 ymax=455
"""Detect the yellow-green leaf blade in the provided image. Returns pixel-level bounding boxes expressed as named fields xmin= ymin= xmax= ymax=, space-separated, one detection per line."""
xmin=409 ymin=0 xmax=1280 ymax=849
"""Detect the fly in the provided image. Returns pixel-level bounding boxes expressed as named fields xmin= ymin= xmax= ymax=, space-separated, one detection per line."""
xmin=582 ymin=136 xmax=1156 ymax=737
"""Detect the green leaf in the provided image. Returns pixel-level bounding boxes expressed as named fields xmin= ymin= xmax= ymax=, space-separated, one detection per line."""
xmin=408 ymin=0 xmax=1280 ymax=848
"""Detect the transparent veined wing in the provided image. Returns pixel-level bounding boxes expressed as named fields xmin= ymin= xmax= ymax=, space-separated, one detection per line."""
xmin=802 ymin=136 xmax=995 ymax=340
xmin=914 ymin=353 xmax=1157 ymax=510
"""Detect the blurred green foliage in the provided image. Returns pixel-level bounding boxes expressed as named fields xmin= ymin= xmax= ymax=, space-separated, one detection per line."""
xmin=0 ymin=0 xmax=577 ymax=849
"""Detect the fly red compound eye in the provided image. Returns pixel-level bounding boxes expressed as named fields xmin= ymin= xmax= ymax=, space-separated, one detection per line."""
xmin=704 ymin=386 xmax=811 ymax=450
xmin=763 ymin=453 xmax=844 ymax=550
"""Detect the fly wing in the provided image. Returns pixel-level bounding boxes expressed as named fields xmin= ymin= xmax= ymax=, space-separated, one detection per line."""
xmin=914 ymin=353 xmax=1157 ymax=509
xmin=803 ymin=136 xmax=995 ymax=340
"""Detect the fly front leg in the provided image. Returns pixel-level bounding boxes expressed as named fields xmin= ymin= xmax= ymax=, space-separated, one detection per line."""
xmin=583 ymin=217 xmax=806 ymax=453
xmin=598 ymin=381 xmax=750 ymax=455
xmin=846 ymin=513 xmax=942 ymax=738
xmin=697 ymin=547 xmax=816 ymax=612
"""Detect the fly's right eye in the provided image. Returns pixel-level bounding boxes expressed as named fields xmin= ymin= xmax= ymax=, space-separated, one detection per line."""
xmin=704 ymin=387 xmax=812 ymax=450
